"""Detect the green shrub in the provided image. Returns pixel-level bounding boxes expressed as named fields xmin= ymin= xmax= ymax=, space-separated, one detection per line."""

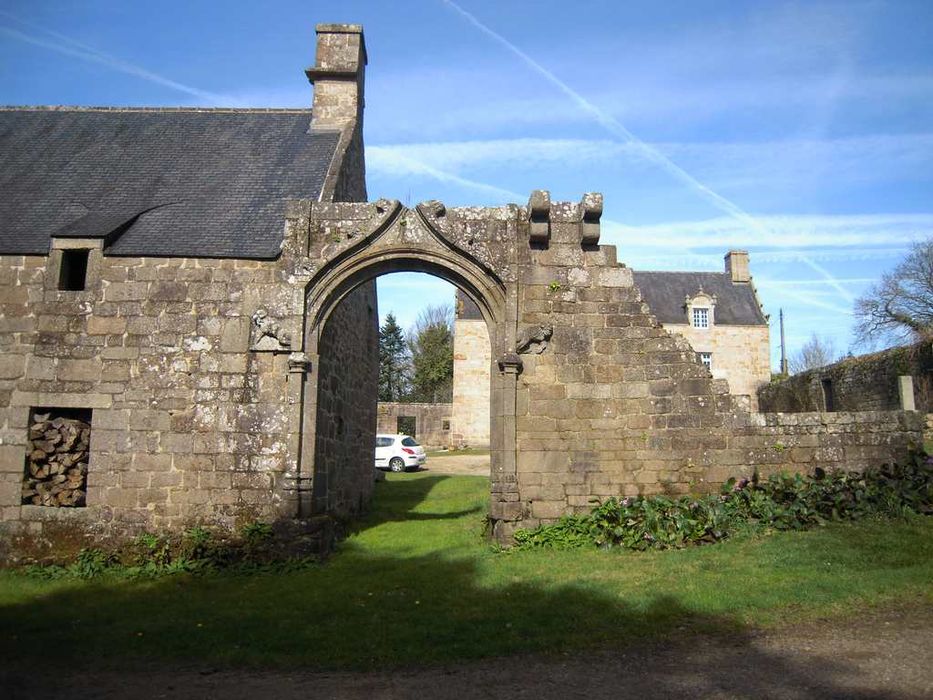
xmin=514 ymin=449 xmax=932 ymax=551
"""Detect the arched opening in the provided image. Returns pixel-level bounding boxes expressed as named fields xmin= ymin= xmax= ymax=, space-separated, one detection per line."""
xmin=298 ymin=254 xmax=507 ymax=522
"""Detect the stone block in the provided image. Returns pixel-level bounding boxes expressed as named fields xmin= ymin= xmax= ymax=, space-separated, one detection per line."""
xmin=530 ymin=500 xmax=566 ymax=520
xmin=87 ymin=316 xmax=127 ymax=335
xmin=0 ymin=354 xmax=25 ymax=380
xmin=0 ymin=445 xmax=24 ymax=474
xmin=133 ymin=453 xmax=173 ymax=473
xmin=104 ymin=282 xmax=148 ymax=302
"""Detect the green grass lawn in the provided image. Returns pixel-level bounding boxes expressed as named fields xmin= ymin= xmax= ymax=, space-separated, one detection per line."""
xmin=1 ymin=472 xmax=931 ymax=671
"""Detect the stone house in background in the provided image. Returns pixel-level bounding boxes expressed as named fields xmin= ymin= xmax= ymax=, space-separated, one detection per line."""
xmin=632 ymin=250 xmax=771 ymax=411
xmin=450 ymin=251 xmax=771 ymax=448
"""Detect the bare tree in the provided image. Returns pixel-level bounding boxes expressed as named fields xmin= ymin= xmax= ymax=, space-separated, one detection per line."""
xmin=853 ymin=238 xmax=933 ymax=348
xmin=406 ymin=304 xmax=454 ymax=403
xmin=789 ymin=333 xmax=837 ymax=374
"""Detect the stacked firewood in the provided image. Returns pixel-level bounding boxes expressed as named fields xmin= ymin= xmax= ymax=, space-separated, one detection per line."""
xmin=22 ymin=413 xmax=90 ymax=507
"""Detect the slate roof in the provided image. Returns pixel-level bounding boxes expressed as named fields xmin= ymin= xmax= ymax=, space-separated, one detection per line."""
xmin=0 ymin=108 xmax=340 ymax=259
xmin=633 ymin=271 xmax=767 ymax=326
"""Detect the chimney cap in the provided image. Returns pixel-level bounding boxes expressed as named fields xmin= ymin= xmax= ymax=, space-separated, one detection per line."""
xmin=315 ymin=23 xmax=363 ymax=34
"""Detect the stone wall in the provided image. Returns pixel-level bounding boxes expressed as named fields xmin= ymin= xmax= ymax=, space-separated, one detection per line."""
xmin=311 ymin=283 xmax=379 ymax=516
xmin=376 ymin=402 xmax=452 ymax=448
xmin=663 ymin=323 xmax=771 ymax=411
xmin=759 ymin=342 xmax=932 ymax=413
xmin=451 ymin=317 xmax=491 ymax=447
xmin=298 ymin=196 xmax=926 ymax=541
xmin=0 ymin=251 xmax=305 ymax=558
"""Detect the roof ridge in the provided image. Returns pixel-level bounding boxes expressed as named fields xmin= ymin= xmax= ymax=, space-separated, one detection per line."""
xmin=0 ymin=106 xmax=312 ymax=113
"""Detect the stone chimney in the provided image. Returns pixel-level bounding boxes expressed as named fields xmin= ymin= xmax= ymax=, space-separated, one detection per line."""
xmin=306 ymin=24 xmax=366 ymax=129
xmin=724 ymin=250 xmax=750 ymax=284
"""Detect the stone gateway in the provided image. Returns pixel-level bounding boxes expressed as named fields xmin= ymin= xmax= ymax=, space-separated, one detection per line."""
xmin=0 ymin=25 xmax=924 ymax=559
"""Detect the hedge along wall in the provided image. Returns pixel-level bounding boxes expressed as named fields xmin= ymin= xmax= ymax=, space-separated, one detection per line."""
xmin=758 ymin=342 xmax=932 ymax=413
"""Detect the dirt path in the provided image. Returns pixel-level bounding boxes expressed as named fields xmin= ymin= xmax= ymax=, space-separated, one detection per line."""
xmin=421 ymin=452 xmax=490 ymax=476
xmin=6 ymin=606 xmax=931 ymax=699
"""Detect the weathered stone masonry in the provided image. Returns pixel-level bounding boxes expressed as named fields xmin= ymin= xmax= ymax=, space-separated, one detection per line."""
xmin=0 ymin=23 xmax=925 ymax=558
xmin=0 ymin=24 xmax=380 ymax=560
xmin=295 ymin=193 xmax=925 ymax=539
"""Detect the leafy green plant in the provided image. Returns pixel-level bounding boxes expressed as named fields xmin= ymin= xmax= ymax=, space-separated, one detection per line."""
xmin=514 ymin=449 xmax=932 ymax=551
xmin=240 ymin=521 xmax=273 ymax=549
xmin=133 ymin=532 xmax=172 ymax=567
xmin=547 ymin=281 xmax=562 ymax=292
xmin=181 ymin=526 xmax=215 ymax=561
xmin=69 ymin=548 xmax=116 ymax=579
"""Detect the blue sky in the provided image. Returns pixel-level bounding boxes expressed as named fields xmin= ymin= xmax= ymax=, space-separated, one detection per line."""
xmin=2 ymin=0 xmax=931 ymax=366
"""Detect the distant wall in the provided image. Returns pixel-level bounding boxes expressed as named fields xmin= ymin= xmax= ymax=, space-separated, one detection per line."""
xmin=451 ymin=317 xmax=491 ymax=447
xmin=759 ymin=342 xmax=932 ymax=413
xmin=377 ymin=402 xmax=452 ymax=448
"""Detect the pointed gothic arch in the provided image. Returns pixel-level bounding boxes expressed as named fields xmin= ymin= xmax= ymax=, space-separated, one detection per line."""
xmin=293 ymin=199 xmax=521 ymax=521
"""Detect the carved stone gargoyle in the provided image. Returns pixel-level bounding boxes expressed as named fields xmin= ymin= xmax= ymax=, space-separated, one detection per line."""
xmin=250 ymin=308 xmax=292 ymax=352
xmin=516 ymin=323 xmax=554 ymax=355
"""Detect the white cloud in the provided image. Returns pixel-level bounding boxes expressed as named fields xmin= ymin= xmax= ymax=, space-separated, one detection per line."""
xmin=0 ymin=18 xmax=237 ymax=105
xmin=366 ymin=133 xmax=933 ymax=187
xmin=604 ymin=213 xmax=933 ymax=251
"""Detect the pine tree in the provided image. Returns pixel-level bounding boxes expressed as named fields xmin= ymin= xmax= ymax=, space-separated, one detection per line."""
xmin=378 ymin=313 xmax=409 ymax=401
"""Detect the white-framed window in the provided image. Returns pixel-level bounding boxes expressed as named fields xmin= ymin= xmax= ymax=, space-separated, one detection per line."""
xmin=692 ymin=307 xmax=710 ymax=328
xmin=700 ymin=352 xmax=712 ymax=369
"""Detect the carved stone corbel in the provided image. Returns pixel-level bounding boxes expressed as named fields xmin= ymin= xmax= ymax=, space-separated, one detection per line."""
xmin=287 ymin=352 xmax=313 ymax=373
xmin=527 ymin=190 xmax=551 ymax=246
xmin=250 ymin=308 xmax=292 ymax=352
xmin=497 ymin=352 xmax=523 ymax=375
xmin=579 ymin=192 xmax=602 ymax=246
xmin=516 ymin=323 xmax=554 ymax=355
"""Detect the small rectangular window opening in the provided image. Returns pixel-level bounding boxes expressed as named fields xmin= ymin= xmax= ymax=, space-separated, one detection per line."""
xmin=58 ymin=249 xmax=90 ymax=291
xmin=821 ymin=378 xmax=836 ymax=412
xmin=692 ymin=307 xmax=709 ymax=328
xmin=397 ymin=416 xmax=416 ymax=438
xmin=442 ymin=419 xmax=451 ymax=431
xmin=700 ymin=352 xmax=712 ymax=369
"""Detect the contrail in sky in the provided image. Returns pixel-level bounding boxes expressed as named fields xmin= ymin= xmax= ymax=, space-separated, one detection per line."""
xmin=0 ymin=11 xmax=236 ymax=105
xmin=440 ymin=0 xmax=854 ymax=304
xmin=368 ymin=146 xmax=524 ymax=201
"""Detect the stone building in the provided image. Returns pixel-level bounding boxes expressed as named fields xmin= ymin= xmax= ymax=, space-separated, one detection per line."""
xmin=633 ymin=250 xmax=771 ymax=411
xmin=0 ymin=24 xmax=379 ymax=558
xmin=0 ymin=24 xmax=925 ymax=558
xmin=451 ymin=250 xmax=771 ymax=448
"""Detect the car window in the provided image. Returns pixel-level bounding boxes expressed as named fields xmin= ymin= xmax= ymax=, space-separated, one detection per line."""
xmin=375 ymin=437 xmax=393 ymax=447
xmin=401 ymin=437 xmax=419 ymax=447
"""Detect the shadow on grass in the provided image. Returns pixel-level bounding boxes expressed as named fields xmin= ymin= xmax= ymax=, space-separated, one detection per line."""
xmin=0 ymin=476 xmax=928 ymax=699
xmin=358 ymin=474 xmax=484 ymax=525
xmin=0 ymin=563 xmax=917 ymax=699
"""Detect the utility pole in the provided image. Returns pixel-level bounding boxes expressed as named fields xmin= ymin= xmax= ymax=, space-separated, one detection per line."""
xmin=779 ymin=308 xmax=789 ymax=375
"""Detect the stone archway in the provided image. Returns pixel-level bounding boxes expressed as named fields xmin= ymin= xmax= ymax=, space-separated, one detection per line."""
xmin=279 ymin=192 xmax=923 ymax=543
xmin=292 ymin=199 xmax=523 ymax=535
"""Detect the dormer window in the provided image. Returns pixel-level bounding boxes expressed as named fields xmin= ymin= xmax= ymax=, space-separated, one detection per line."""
xmin=58 ymin=249 xmax=90 ymax=291
xmin=685 ymin=288 xmax=716 ymax=329
xmin=692 ymin=307 xmax=709 ymax=329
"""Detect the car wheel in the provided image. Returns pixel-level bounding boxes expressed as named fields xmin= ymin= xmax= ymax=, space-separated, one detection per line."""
xmin=389 ymin=457 xmax=405 ymax=472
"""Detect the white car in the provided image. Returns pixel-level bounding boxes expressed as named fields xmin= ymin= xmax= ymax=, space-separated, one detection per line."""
xmin=375 ymin=434 xmax=427 ymax=472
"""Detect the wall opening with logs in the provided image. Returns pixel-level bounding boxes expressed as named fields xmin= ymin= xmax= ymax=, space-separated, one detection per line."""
xmin=22 ymin=408 xmax=92 ymax=508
